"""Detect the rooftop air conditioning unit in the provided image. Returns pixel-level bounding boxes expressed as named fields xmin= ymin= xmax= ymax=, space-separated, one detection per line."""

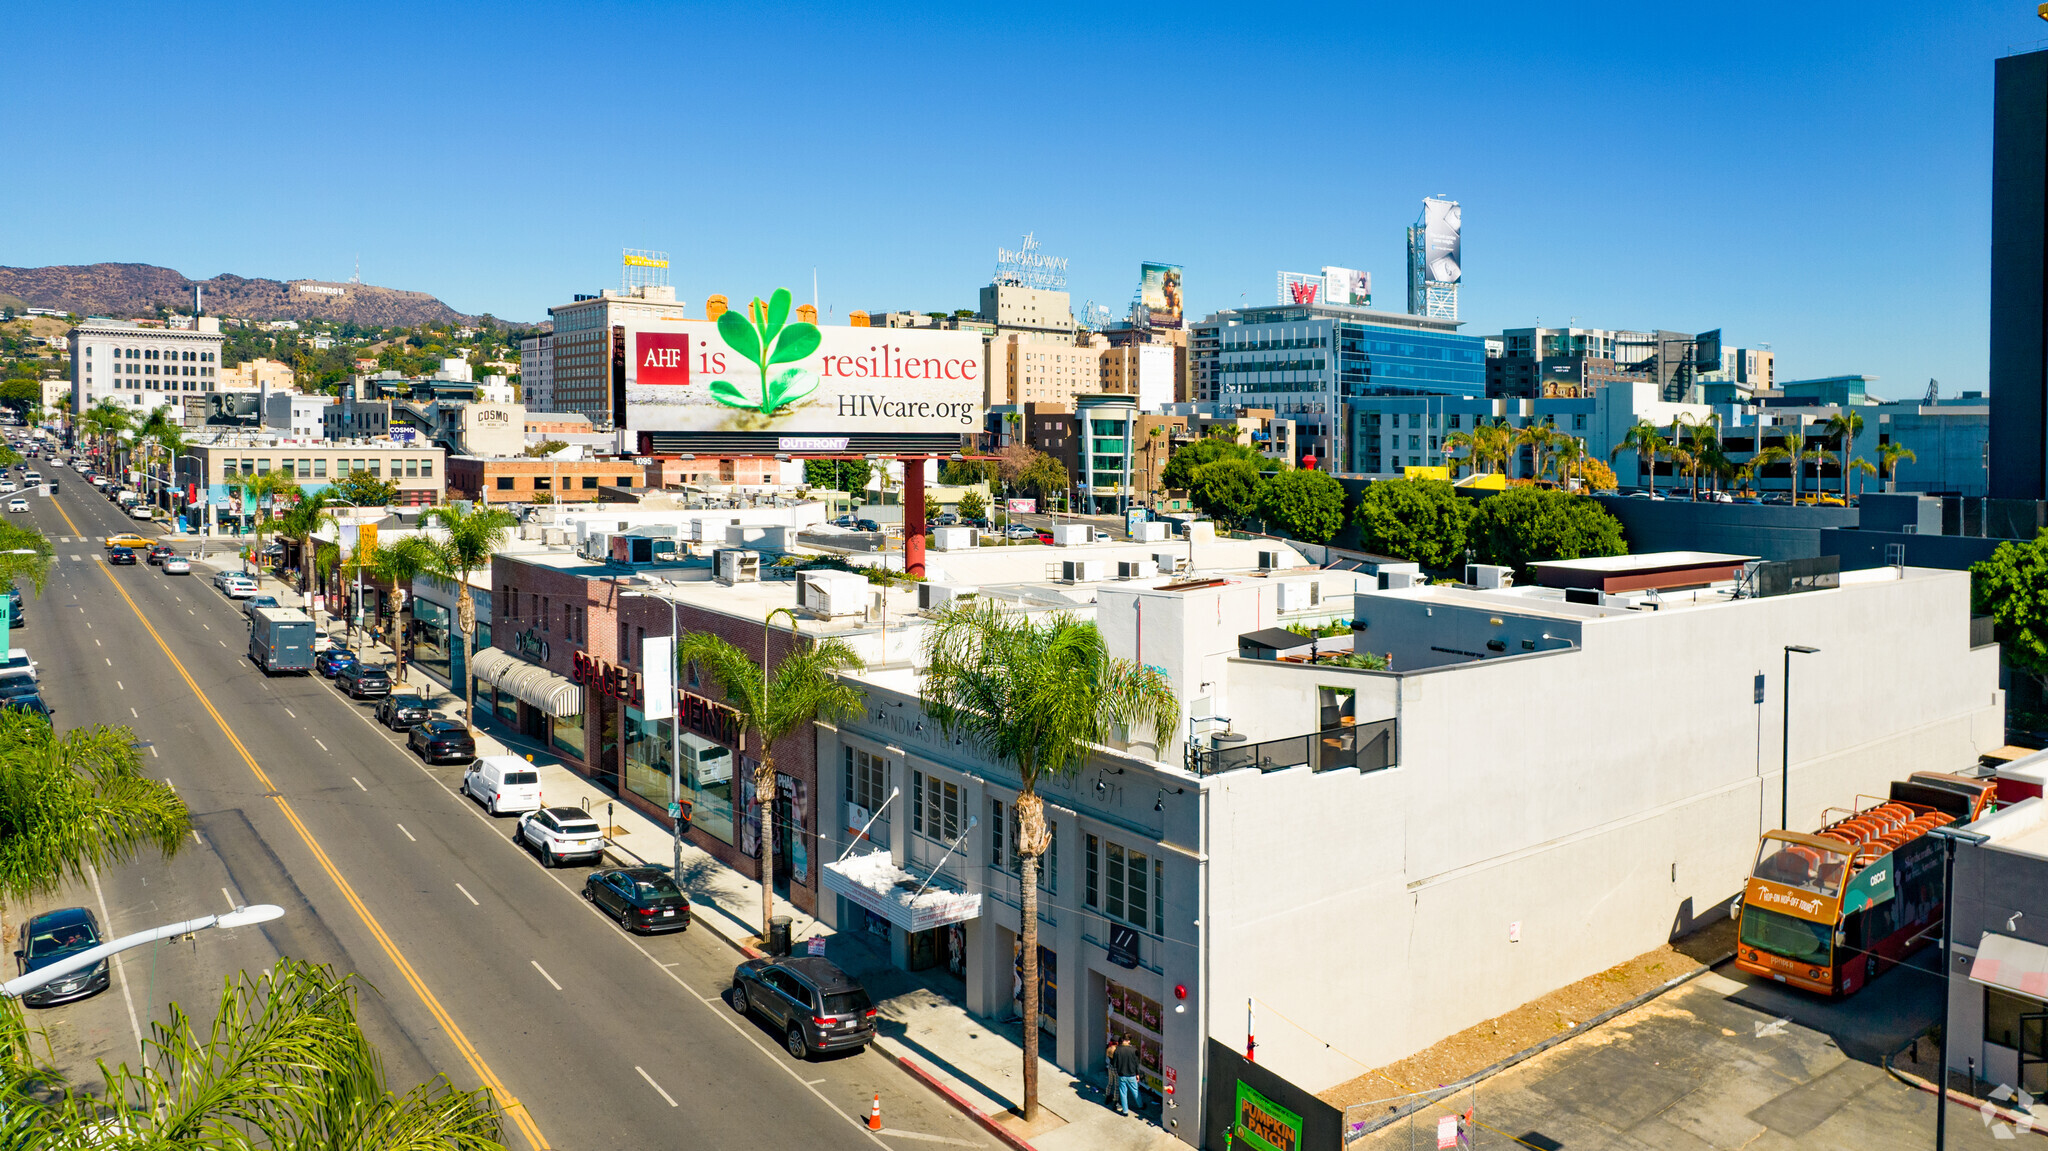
xmin=1379 ymin=570 xmax=1421 ymax=590
xmin=1257 ymin=550 xmax=1294 ymax=571
xmin=1276 ymin=579 xmax=1321 ymax=612
xmin=542 ymin=528 xmax=568 ymax=547
xmin=1049 ymin=524 xmax=1096 ymax=547
xmin=1133 ymin=521 xmax=1171 ymax=543
xmin=713 ymin=548 xmax=760 ymax=585
xmin=579 ymin=532 xmax=611 ymax=561
xmin=1154 ymin=550 xmax=1186 ymax=575
xmin=799 ymin=570 xmax=868 ymax=617
xmin=1118 ymin=559 xmax=1159 ymax=579
xmin=932 ymin=526 xmax=980 ymax=551
xmin=518 ymin=524 xmax=542 ymax=540
xmin=918 ymin=583 xmax=980 ymax=611
xmin=1062 ymin=559 xmax=1106 ymax=583
xmin=1464 ymin=564 xmax=1513 ymax=589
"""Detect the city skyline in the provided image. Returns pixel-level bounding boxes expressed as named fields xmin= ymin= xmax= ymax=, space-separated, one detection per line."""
xmin=2 ymin=1 xmax=2026 ymax=398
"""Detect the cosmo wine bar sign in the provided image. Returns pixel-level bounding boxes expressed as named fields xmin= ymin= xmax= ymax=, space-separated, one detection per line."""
xmin=625 ymin=287 xmax=985 ymax=435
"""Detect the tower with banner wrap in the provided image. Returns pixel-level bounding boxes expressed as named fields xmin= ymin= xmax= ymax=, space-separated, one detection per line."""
xmin=1405 ymin=197 xmax=1461 ymax=320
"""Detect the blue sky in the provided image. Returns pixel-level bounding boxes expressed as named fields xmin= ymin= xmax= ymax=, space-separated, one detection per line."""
xmin=2 ymin=2 xmax=2032 ymax=396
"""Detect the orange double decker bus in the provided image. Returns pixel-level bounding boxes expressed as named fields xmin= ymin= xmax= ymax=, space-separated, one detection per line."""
xmin=1735 ymin=771 xmax=1996 ymax=996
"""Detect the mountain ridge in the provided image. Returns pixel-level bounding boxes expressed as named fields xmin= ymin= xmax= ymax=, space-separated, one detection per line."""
xmin=0 ymin=263 xmax=524 ymax=328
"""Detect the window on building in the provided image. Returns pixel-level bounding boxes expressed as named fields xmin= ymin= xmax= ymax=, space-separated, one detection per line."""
xmin=1085 ymin=834 xmax=1153 ymax=929
xmin=405 ymin=459 xmax=419 ymax=478
xmin=421 ymin=457 xmax=433 ymax=477
xmin=1573 ymin=414 xmax=1586 ymax=430
xmin=910 ymin=771 xmax=960 ymax=841
xmin=846 ymin=747 xmax=889 ymax=812
xmin=583 ymin=475 xmax=599 ymax=489
xmin=496 ymin=476 xmax=515 ymax=491
xmin=256 ymin=459 xmax=270 ymax=475
xmin=313 ymin=458 xmax=327 ymax=478
xmin=369 ymin=460 xmax=381 ymax=477
xmin=541 ymin=596 xmax=550 ymax=632
xmin=534 ymin=476 xmax=552 ymax=490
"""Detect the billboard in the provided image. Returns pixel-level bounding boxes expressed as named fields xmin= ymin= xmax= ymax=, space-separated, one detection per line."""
xmin=1422 ymin=198 xmax=1462 ymax=284
xmin=624 ymin=297 xmax=984 ymax=435
xmin=1276 ymin=271 xmax=1321 ymax=306
xmin=1139 ymin=262 xmax=1184 ymax=329
xmin=1323 ymin=266 xmax=1370 ymax=306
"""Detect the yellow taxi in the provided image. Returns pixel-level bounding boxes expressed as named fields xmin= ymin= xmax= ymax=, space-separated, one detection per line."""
xmin=104 ymin=532 xmax=153 ymax=551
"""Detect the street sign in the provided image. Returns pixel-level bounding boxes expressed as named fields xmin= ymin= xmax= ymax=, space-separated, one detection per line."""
xmin=668 ymin=802 xmax=682 ymax=818
xmin=1754 ymin=673 xmax=1766 ymax=705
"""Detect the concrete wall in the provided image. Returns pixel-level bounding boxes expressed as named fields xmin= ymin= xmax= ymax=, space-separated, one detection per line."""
xmin=1946 ymin=798 xmax=2048 ymax=1092
xmin=1593 ymin=494 xmax=1858 ymax=561
xmin=1816 ymin=528 xmax=2003 ymax=573
xmin=1201 ymin=567 xmax=2003 ymax=1092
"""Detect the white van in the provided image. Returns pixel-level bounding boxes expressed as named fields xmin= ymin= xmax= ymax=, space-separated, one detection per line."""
xmin=461 ymin=755 xmax=544 ymax=816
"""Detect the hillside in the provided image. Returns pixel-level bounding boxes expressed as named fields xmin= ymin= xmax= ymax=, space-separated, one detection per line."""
xmin=0 ymin=263 xmax=510 ymax=328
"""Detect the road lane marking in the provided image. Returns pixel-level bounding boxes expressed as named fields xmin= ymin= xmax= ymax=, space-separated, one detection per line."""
xmin=530 ymin=960 xmax=562 ymax=991
xmin=148 ymin=746 xmax=157 ymax=758
xmin=352 ymin=777 xmax=366 ymax=791
xmin=95 ymin=638 xmax=100 ymax=647
xmin=104 ymin=658 xmax=111 ymax=665
xmin=397 ymin=823 xmax=416 ymax=842
xmin=54 ymin=496 xmax=553 ymax=1151
xmin=314 ymin=738 xmax=328 ymax=751
xmin=130 ymin=708 xmax=137 ymax=718
xmin=191 ymin=830 xmax=203 ymax=846
xmin=457 ymin=883 xmax=479 ymax=905
xmin=878 ymin=1131 xmax=977 ymax=1146
xmin=634 ymin=1066 xmax=676 ymax=1107
xmin=283 ymin=708 xmax=295 ymax=719
xmin=221 ymin=887 xmax=236 ymax=909
xmin=85 ymin=863 xmax=144 ymax=1056
xmin=115 ymin=681 xmax=122 ymax=690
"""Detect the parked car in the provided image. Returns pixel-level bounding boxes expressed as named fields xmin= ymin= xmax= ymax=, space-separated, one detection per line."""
xmin=240 ymin=595 xmax=281 ymax=618
xmin=374 ymin=694 xmax=431 ymax=730
xmin=107 ymin=547 xmax=137 ymax=566
xmin=855 ymin=519 xmax=881 ymax=533
xmin=831 ymin=514 xmax=858 ymax=528
xmin=410 ymin=719 xmax=477 ymax=765
xmin=1004 ymin=523 xmax=1038 ymax=540
xmin=215 ymin=573 xmax=257 ymax=598
xmin=161 ymin=555 xmax=191 ymax=575
xmin=934 ymin=512 xmax=961 ymax=527
xmin=146 ymin=545 xmax=176 ymax=566
xmin=128 ymin=505 xmax=153 ymax=521
xmin=730 ymin=956 xmax=877 ymax=1059
xmin=517 ymin=806 xmax=607 ymax=868
xmin=584 ymin=866 xmax=690 ymax=933
xmin=335 ymin=662 xmax=392 ymax=699
xmin=14 ymin=907 xmax=110 ymax=1008
xmin=461 ymin=754 xmax=540 ymax=814
xmin=314 ymin=647 xmax=358 ymax=677
xmin=1 ymin=692 xmax=52 ymax=720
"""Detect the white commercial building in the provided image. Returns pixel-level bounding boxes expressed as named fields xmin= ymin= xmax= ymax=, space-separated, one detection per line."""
xmin=68 ymin=316 xmax=225 ymax=416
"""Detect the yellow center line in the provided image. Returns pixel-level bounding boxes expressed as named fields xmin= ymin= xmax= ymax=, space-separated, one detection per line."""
xmin=50 ymin=498 xmax=549 ymax=1151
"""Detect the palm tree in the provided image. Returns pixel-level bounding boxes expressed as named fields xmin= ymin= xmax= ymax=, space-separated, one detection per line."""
xmin=1825 ymin=410 xmax=1865 ymax=501
xmin=421 ymin=504 xmax=518 ymax=730
xmin=273 ymin=490 xmax=338 ymax=608
xmin=1754 ymin=431 xmax=1826 ymax=503
xmin=374 ymin=535 xmax=442 ymax=688
xmin=1552 ymin=436 xmax=1587 ymax=490
xmin=1516 ymin=423 xmax=1559 ymax=482
xmin=675 ymin=619 xmax=864 ymax=936
xmin=1879 ymin=442 xmax=1918 ymax=493
xmin=1611 ymin=420 xmax=1668 ymax=494
xmin=1732 ymin=462 xmax=1757 ymax=496
xmin=920 ymin=602 xmax=1178 ymax=1123
xmin=1850 ymin=456 xmax=1879 ymax=496
xmin=1672 ymin=413 xmax=1724 ymax=499
xmin=1 ymin=959 xmax=504 ymax=1147
xmin=1442 ymin=428 xmax=1482 ymax=477
xmin=0 ymin=712 xmax=187 ymax=943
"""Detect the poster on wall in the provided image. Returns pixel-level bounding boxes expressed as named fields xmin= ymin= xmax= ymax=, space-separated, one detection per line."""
xmin=1139 ymin=263 xmax=1184 ymax=329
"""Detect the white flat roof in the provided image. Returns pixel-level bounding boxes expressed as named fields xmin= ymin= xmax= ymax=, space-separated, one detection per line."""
xmin=1533 ymin=551 xmax=1758 ymax=573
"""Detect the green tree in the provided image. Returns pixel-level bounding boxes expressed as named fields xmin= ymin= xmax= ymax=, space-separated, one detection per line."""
xmin=1160 ymin=438 xmax=1261 ymax=491
xmin=1753 ymin=431 xmax=1825 ymax=503
xmin=1879 ymin=442 xmax=1917 ymax=492
xmin=272 ymin=489 xmax=337 ymax=607
xmin=329 ymin=469 xmax=401 ymax=507
xmin=1017 ymin=451 xmax=1069 ymax=504
xmin=1610 ymin=420 xmax=1668 ymax=494
xmin=522 ymin=440 xmax=570 ymax=458
xmin=1254 ymin=468 xmax=1346 ymax=542
xmin=919 ymin=603 xmax=1177 ymax=1123
xmin=956 ymin=489 xmax=988 ymax=522
xmin=1353 ymin=478 xmax=1474 ymax=568
xmin=939 ymin=459 xmax=999 ymax=486
xmin=1189 ymin=458 xmax=1261 ymax=526
xmin=801 ymin=457 xmax=873 ymax=498
xmin=1825 ymin=410 xmax=1865 ymax=501
xmin=1974 ymin=531 xmax=2048 ymax=695
xmin=676 ymin=623 xmax=864 ymax=936
xmin=0 ymin=380 xmax=38 ymax=412
xmin=374 ymin=535 xmax=442 ymax=688
xmin=1467 ymin=488 xmax=1627 ymax=577
xmin=421 ymin=504 xmax=518 ymax=731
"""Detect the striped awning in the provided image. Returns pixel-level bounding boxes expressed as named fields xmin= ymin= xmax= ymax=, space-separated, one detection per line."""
xmin=470 ymin=647 xmax=583 ymax=719
xmin=1971 ymin=932 xmax=2048 ymax=1000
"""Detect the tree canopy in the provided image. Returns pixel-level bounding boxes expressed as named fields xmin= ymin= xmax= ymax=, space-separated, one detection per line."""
xmin=1160 ymin=438 xmax=1264 ymax=492
xmin=1254 ymin=468 xmax=1347 ymax=543
xmin=1974 ymin=530 xmax=2048 ymax=694
xmin=1467 ymin=488 xmax=1627 ymax=577
xmin=1188 ymin=458 xmax=1262 ymax=526
xmin=803 ymin=457 xmax=873 ymax=495
xmin=328 ymin=470 xmax=401 ymax=507
xmin=1016 ymin=451 xmax=1069 ymax=502
xmin=1353 ymin=478 xmax=1475 ymax=569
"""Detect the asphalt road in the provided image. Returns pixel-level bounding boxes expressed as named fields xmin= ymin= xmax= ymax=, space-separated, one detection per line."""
xmin=12 ymin=470 xmax=994 ymax=1151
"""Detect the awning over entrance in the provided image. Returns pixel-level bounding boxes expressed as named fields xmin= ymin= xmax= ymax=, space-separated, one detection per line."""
xmin=1972 ymin=932 xmax=2048 ymax=999
xmin=470 ymin=647 xmax=583 ymax=719
xmin=821 ymin=851 xmax=982 ymax=934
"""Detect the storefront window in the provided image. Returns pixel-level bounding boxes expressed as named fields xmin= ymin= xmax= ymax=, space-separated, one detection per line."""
xmin=678 ymin=731 xmax=735 ymax=845
xmin=552 ymin=706 xmax=586 ymax=761
xmin=413 ymin=598 xmax=453 ymax=684
xmin=623 ymin=706 xmax=674 ymax=812
xmin=494 ymin=687 xmax=518 ymax=727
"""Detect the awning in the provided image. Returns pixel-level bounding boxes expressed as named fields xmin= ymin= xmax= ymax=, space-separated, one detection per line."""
xmin=470 ymin=647 xmax=584 ymax=719
xmin=1971 ymin=932 xmax=2048 ymax=1000
xmin=821 ymin=851 xmax=982 ymax=933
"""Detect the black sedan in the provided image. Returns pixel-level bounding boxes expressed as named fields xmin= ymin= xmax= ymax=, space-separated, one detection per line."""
xmin=107 ymin=547 xmax=137 ymax=566
xmin=583 ymin=867 xmax=691 ymax=934
xmin=14 ymin=907 xmax=110 ymax=1007
xmin=408 ymin=719 xmax=475 ymax=764
xmin=375 ymin=694 xmax=432 ymax=730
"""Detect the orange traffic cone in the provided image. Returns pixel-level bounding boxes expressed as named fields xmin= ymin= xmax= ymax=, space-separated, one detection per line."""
xmin=868 ymin=1093 xmax=883 ymax=1131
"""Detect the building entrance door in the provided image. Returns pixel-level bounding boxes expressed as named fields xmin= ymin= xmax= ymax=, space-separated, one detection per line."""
xmin=2022 ymin=1011 xmax=2047 ymax=1095
xmin=597 ymin=696 xmax=620 ymax=791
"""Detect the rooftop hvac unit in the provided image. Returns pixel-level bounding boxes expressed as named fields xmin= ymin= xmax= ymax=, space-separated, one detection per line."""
xmin=578 ymin=532 xmax=611 ymax=561
xmin=798 ymin=570 xmax=868 ymax=617
xmin=1133 ymin=521 xmax=1170 ymax=543
xmin=917 ymin=583 xmax=980 ymax=611
xmin=1275 ymin=579 xmax=1321 ymax=612
xmin=1049 ymin=524 xmax=1097 ymax=546
xmin=1118 ymin=560 xmax=1159 ymax=579
xmin=1061 ymin=559 xmax=1106 ymax=583
xmin=1379 ymin=570 xmax=1421 ymax=590
xmin=518 ymin=523 xmax=542 ymax=540
xmin=1257 ymin=550 xmax=1294 ymax=571
xmin=541 ymin=528 xmax=568 ymax=547
xmin=931 ymin=526 xmax=980 ymax=551
xmin=1464 ymin=564 xmax=1512 ymax=589
xmin=713 ymin=549 xmax=760 ymax=585
xmin=611 ymin=535 xmax=658 ymax=565
xmin=1154 ymin=550 xmax=1186 ymax=575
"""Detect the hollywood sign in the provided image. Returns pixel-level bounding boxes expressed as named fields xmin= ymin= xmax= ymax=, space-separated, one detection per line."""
xmin=295 ymin=285 xmax=348 ymax=297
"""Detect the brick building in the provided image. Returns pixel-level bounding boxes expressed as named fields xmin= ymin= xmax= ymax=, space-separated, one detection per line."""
xmin=447 ymin=456 xmax=648 ymax=503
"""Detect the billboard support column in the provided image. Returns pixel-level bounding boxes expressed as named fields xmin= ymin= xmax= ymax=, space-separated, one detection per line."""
xmin=902 ymin=458 xmax=926 ymax=578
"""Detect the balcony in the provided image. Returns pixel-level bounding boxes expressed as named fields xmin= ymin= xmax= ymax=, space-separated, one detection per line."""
xmin=1184 ymin=718 xmax=1396 ymax=777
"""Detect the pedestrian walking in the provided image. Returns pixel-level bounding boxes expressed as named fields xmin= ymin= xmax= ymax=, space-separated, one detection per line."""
xmin=1109 ymin=1035 xmax=1142 ymax=1117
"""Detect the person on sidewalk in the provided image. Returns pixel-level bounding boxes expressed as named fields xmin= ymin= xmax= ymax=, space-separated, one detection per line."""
xmin=1109 ymin=1035 xmax=1142 ymax=1117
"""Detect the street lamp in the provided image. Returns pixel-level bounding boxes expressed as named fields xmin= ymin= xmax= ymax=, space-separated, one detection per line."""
xmin=1780 ymin=645 xmax=1819 ymax=830
xmin=621 ymin=588 xmax=684 ymax=883
xmin=3 ymin=904 xmax=284 ymax=999
xmin=1927 ymin=823 xmax=1990 ymax=1151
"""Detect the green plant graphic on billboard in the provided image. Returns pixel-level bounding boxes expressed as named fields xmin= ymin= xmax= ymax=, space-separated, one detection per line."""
xmin=713 ymin=287 xmax=822 ymax=415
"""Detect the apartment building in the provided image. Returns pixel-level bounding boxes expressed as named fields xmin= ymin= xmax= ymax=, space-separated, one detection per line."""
xmin=68 ymin=316 xmax=225 ymax=417
xmin=173 ymin=441 xmax=447 ymax=512
xmin=520 ymin=333 xmax=553 ymax=412
xmin=547 ymin=284 xmax=689 ymax=424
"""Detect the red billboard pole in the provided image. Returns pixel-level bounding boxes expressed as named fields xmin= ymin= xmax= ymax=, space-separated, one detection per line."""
xmin=902 ymin=456 xmax=926 ymax=578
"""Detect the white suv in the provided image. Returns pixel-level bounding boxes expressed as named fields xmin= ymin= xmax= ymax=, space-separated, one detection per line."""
xmin=517 ymin=806 xmax=606 ymax=868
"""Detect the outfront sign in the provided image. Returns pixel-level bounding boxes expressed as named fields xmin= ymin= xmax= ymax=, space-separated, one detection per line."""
xmin=624 ymin=296 xmax=984 ymax=436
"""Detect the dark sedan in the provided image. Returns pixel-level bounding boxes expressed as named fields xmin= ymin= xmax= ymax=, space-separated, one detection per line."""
xmin=314 ymin=647 xmax=358 ymax=678
xmin=731 ymin=955 xmax=876 ymax=1059
xmin=107 ymin=547 xmax=137 ymax=566
xmin=375 ymin=694 xmax=432 ymax=730
xmin=584 ymin=867 xmax=691 ymax=934
xmin=14 ymin=907 xmax=110 ymax=1007
xmin=335 ymin=663 xmax=392 ymax=699
xmin=408 ymin=719 xmax=475 ymax=764
xmin=146 ymin=545 xmax=176 ymax=566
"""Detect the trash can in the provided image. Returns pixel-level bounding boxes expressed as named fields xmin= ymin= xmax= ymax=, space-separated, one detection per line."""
xmin=767 ymin=915 xmax=793 ymax=957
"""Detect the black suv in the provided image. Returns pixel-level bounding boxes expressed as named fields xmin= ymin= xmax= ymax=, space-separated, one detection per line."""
xmin=375 ymin=694 xmax=431 ymax=730
xmin=731 ymin=956 xmax=876 ymax=1060
xmin=409 ymin=719 xmax=476 ymax=764
xmin=334 ymin=663 xmax=392 ymax=699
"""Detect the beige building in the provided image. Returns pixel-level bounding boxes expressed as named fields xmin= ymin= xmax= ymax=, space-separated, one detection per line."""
xmin=991 ymin=333 xmax=1109 ymax=408
xmin=218 ymin=357 xmax=296 ymax=391
xmin=547 ymin=284 xmax=689 ymax=425
xmin=175 ymin=440 xmax=448 ymax=508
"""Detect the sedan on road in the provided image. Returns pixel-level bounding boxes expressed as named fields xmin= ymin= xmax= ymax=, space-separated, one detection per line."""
xmin=4 ymin=499 xmax=24 ymax=514
xmin=240 ymin=595 xmax=281 ymax=618
xmin=106 ymin=533 xmax=151 ymax=551
xmin=128 ymin=505 xmax=152 ymax=521
xmin=334 ymin=663 xmax=391 ymax=699
xmin=161 ymin=555 xmax=191 ymax=575
xmin=584 ymin=866 xmax=690 ymax=933
xmin=214 ymin=573 xmax=257 ymax=598
xmin=14 ymin=907 xmax=110 ymax=1008
xmin=518 ymin=806 xmax=607 ymax=868
xmin=107 ymin=547 xmax=137 ymax=566
xmin=146 ymin=545 xmax=176 ymax=566
xmin=409 ymin=719 xmax=476 ymax=764
xmin=1003 ymin=523 xmax=1039 ymax=540
xmin=731 ymin=956 xmax=877 ymax=1060
xmin=313 ymin=647 xmax=357 ymax=678
xmin=374 ymin=694 xmax=431 ymax=730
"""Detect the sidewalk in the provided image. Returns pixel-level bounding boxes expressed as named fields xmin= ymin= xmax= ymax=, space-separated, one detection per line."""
xmin=288 ymin=592 xmax=1177 ymax=1151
